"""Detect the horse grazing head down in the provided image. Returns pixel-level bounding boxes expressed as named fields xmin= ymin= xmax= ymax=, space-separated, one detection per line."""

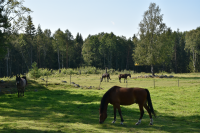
xmin=99 ymin=109 xmax=107 ymax=124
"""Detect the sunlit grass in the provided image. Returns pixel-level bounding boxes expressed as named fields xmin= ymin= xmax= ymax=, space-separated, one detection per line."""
xmin=0 ymin=73 xmax=200 ymax=132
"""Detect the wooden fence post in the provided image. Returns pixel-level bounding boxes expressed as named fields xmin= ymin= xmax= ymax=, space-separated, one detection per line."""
xmin=70 ymin=74 xmax=71 ymax=84
xmin=178 ymin=78 xmax=179 ymax=87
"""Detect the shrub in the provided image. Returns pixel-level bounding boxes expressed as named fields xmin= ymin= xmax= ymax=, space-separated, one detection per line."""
xmin=29 ymin=62 xmax=42 ymax=79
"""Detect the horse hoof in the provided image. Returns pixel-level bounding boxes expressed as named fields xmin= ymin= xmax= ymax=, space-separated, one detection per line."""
xmin=120 ymin=122 xmax=123 ymax=125
xmin=135 ymin=122 xmax=141 ymax=125
xmin=149 ymin=123 xmax=153 ymax=125
xmin=112 ymin=120 xmax=116 ymax=124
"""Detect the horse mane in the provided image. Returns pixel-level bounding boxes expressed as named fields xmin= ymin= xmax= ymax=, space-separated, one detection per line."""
xmin=100 ymin=86 xmax=119 ymax=113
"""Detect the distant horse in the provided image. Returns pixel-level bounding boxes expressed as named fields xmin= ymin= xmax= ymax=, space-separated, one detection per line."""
xmin=99 ymin=86 xmax=156 ymax=125
xmin=16 ymin=75 xmax=27 ymax=97
xmin=101 ymin=73 xmax=111 ymax=82
xmin=118 ymin=74 xmax=131 ymax=83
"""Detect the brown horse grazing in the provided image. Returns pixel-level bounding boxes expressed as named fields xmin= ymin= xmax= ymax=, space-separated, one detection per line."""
xmin=101 ymin=73 xmax=111 ymax=82
xmin=16 ymin=75 xmax=27 ymax=97
xmin=99 ymin=86 xmax=156 ymax=125
xmin=119 ymin=74 xmax=131 ymax=83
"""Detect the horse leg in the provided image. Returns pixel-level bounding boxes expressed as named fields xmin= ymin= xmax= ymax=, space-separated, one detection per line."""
xmin=112 ymin=107 xmax=117 ymax=123
xmin=18 ymin=91 xmax=19 ymax=97
xmin=115 ymin=105 xmax=124 ymax=125
xmin=119 ymin=78 xmax=121 ymax=83
xmin=135 ymin=104 xmax=144 ymax=125
xmin=144 ymin=103 xmax=153 ymax=125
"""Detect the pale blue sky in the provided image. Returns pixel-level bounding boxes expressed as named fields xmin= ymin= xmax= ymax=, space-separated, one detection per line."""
xmin=24 ymin=0 xmax=200 ymax=39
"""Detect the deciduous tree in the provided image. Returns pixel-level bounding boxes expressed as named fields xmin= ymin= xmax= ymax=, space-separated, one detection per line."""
xmin=133 ymin=3 xmax=167 ymax=75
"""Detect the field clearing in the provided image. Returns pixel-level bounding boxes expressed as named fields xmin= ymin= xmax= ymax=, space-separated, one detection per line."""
xmin=0 ymin=73 xmax=200 ymax=133
xmin=45 ymin=73 xmax=200 ymax=89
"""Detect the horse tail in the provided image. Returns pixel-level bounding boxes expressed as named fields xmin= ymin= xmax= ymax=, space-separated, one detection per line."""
xmin=145 ymin=89 xmax=156 ymax=118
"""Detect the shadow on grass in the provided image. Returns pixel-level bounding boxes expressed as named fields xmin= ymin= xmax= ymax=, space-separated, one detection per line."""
xmin=0 ymin=79 xmax=200 ymax=132
xmin=174 ymin=77 xmax=200 ymax=80
xmin=0 ymin=129 xmax=64 ymax=133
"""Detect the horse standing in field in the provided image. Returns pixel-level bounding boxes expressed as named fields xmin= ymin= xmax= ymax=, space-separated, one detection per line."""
xmin=99 ymin=86 xmax=156 ymax=125
xmin=16 ymin=75 xmax=27 ymax=97
xmin=118 ymin=74 xmax=131 ymax=83
xmin=101 ymin=73 xmax=111 ymax=82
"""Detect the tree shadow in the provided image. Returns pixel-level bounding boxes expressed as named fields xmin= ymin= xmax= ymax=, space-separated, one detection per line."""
xmin=174 ymin=77 xmax=200 ymax=80
xmin=1 ymin=79 xmax=200 ymax=132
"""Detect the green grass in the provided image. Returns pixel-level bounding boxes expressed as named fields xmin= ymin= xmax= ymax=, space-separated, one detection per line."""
xmin=0 ymin=73 xmax=200 ymax=132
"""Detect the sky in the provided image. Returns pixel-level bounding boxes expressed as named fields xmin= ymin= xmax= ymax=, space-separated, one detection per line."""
xmin=23 ymin=0 xmax=200 ymax=39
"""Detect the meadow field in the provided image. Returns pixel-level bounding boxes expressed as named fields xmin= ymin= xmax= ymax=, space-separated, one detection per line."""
xmin=0 ymin=73 xmax=200 ymax=133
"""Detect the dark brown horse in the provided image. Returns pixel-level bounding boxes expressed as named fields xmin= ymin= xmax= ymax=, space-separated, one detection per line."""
xmin=101 ymin=73 xmax=111 ymax=82
xmin=118 ymin=74 xmax=131 ymax=83
xmin=99 ymin=86 xmax=156 ymax=125
xmin=16 ymin=75 xmax=27 ymax=97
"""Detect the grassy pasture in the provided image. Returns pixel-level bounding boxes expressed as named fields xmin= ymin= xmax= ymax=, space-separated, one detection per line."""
xmin=0 ymin=73 xmax=200 ymax=133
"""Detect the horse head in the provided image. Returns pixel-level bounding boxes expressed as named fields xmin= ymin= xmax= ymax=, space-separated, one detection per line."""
xmin=99 ymin=109 xmax=107 ymax=124
xmin=16 ymin=75 xmax=21 ymax=85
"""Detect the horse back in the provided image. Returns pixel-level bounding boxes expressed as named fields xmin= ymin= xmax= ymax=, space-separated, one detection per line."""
xmin=119 ymin=74 xmax=128 ymax=78
xmin=22 ymin=76 xmax=27 ymax=85
xmin=17 ymin=78 xmax=26 ymax=89
xmin=109 ymin=87 xmax=147 ymax=105
xmin=102 ymin=73 xmax=109 ymax=77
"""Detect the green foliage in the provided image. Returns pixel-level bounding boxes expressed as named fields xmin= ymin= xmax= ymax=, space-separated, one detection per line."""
xmin=2 ymin=2 xmax=200 ymax=77
xmin=29 ymin=62 xmax=41 ymax=79
xmin=185 ymin=28 xmax=200 ymax=72
xmin=133 ymin=3 xmax=167 ymax=75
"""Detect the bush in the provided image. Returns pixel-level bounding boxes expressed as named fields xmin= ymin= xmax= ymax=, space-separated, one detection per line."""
xmin=29 ymin=62 xmax=42 ymax=79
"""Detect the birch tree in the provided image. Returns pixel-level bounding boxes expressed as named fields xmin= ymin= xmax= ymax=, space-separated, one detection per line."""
xmin=133 ymin=3 xmax=167 ymax=75
xmin=185 ymin=29 xmax=200 ymax=72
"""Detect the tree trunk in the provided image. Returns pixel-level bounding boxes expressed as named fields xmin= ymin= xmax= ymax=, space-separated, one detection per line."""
xmin=151 ymin=64 xmax=155 ymax=76
xmin=43 ymin=44 xmax=46 ymax=68
xmin=57 ymin=48 xmax=60 ymax=70
xmin=175 ymin=43 xmax=177 ymax=73
xmin=126 ymin=49 xmax=129 ymax=70
xmin=62 ymin=53 xmax=63 ymax=68
xmin=66 ymin=42 xmax=68 ymax=68
xmin=193 ymin=49 xmax=196 ymax=72
xmin=6 ymin=48 xmax=9 ymax=77
xmin=31 ymin=43 xmax=32 ymax=68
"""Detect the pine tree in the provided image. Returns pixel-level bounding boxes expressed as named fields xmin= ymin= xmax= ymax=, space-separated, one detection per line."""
xmin=25 ymin=15 xmax=35 ymax=67
xmin=0 ymin=0 xmax=10 ymax=58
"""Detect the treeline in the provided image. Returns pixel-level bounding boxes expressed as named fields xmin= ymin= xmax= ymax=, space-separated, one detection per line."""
xmin=1 ymin=2 xmax=200 ymax=77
